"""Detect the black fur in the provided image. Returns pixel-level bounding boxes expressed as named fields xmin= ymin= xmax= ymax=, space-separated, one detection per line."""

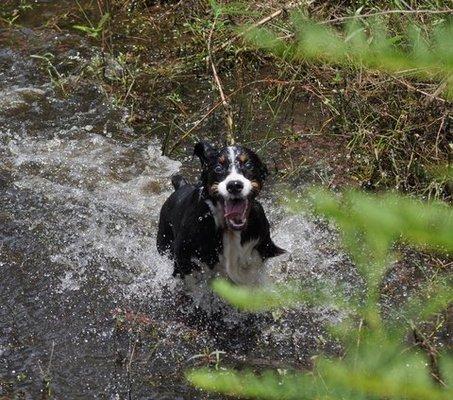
xmin=157 ymin=142 xmax=285 ymax=280
xmin=157 ymin=182 xmax=218 ymax=276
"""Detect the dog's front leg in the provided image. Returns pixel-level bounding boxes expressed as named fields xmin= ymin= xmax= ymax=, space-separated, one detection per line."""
xmin=172 ymin=258 xmax=200 ymax=278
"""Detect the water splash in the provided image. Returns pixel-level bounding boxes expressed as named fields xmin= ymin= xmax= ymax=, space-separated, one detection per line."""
xmin=0 ymin=44 xmax=359 ymax=398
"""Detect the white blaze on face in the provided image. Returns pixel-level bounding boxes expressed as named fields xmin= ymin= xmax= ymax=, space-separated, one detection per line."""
xmin=217 ymin=147 xmax=252 ymax=199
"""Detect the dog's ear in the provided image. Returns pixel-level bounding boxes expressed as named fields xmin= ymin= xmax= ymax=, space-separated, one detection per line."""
xmin=193 ymin=141 xmax=216 ymax=166
xmin=252 ymin=151 xmax=268 ymax=181
xmin=259 ymin=162 xmax=269 ymax=181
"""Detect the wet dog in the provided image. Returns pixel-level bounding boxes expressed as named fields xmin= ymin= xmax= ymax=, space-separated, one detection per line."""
xmin=157 ymin=141 xmax=285 ymax=285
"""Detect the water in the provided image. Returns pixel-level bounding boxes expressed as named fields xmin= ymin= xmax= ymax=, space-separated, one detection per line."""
xmin=0 ymin=21 xmax=362 ymax=400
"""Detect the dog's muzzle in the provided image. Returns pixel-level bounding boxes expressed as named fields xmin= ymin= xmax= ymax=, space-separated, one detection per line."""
xmin=217 ymin=178 xmax=253 ymax=230
xmin=222 ymin=198 xmax=251 ymax=230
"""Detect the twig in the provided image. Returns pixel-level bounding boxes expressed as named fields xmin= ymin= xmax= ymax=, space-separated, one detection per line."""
xmin=168 ymin=99 xmax=224 ymax=155
xmin=353 ymin=318 xmax=363 ymax=369
xmin=435 ymin=113 xmax=447 ymax=159
xmin=393 ymin=77 xmax=446 ymax=103
xmin=215 ymin=2 xmax=301 ymax=54
xmin=413 ymin=328 xmax=446 ymax=387
xmin=425 ymin=80 xmax=448 ymax=106
xmin=122 ymin=75 xmax=136 ymax=106
xmin=207 ymin=18 xmax=235 ymax=145
xmin=127 ymin=341 xmax=136 ymax=373
xmin=168 ymin=79 xmax=322 ymax=154
xmin=210 ymin=61 xmax=235 ymax=143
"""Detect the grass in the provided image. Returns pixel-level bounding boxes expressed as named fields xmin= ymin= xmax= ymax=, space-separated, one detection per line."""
xmin=30 ymin=53 xmax=68 ymax=95
xmin=2 ymin=0 xmax=450 ymax=200
xmin=90 ymin=1 xmax=453 ymax=199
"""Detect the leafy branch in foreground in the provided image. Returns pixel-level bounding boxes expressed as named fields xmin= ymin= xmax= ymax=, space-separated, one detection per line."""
xmin=243 ymin=15 xmax=453 ymax=97
xmin=188 ymin=6 xmax=453 ymax=399
xmin=303 ymin=189 xmax=453 ymax=289
xmin=189 ymin=334 xmax=453 ymax=400
xmin=188 ymin=188 xmax=453 ymax=399
xmin=189 ymin=336 xmax=453 ymax=400
xmin=214 ymin=190 xmax=453 ymax=318
xmin=211 ymin=278 xmax=353 ymax=312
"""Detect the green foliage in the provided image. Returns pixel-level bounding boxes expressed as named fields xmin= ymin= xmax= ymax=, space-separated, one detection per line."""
xmin=181 ymin=6 xmax=453 ymax=398
xmin=211 ymin=279 xmax=351 ymax=312
xmin=189 ymin=369 xmax=316 ymax=400
xmin=303 ymin=189 xmax=453 ymax=289
xmin=211 ymin=280 xmax=304 ymax=311
xmin=243 ymin=15 xmax=453 ymax=97
xmin=189 ymin=188 xmax=453 ymax=399
xmin=30 ymin=53 xmax=67 ymax=95
xmin=189 ymin=334 xmax=453 ymax=399
xmin=73 ymin=12 xmax=110 ymax=39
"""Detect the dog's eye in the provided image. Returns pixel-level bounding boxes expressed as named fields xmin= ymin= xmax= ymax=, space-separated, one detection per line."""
xmin=244 ymin=161 xmax=253 ymax=170
xmin=214 ymin=164 xmax=224 ymax=174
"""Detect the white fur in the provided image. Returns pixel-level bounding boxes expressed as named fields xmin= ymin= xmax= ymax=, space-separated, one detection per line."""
xmin=217 ymin=231 xmax=263 ymax=285
xmin=217 ymin=147 xmax=252 ymax=199
xmin=205 ymin=199 xmax=264 ymax=285
xmin=204 ymin=146 xmax=263 ymax=285
xmin=185 ymin=233 xmax=264 ymax=286
xmin=205 ymin=199 xmax=224 ymax=228
xmin=205 ymin=200 xmax=263 ymax=285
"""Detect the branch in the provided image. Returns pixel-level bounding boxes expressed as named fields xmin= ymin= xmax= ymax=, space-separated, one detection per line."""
xmin=214 ymin=2 xmax=301 ymax=53
xmin=207 ymin=18 xmax=235 ymax=145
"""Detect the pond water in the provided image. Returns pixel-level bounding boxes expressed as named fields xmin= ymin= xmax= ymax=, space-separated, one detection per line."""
xmin=0 ymin=8 xmax=363 ymax=400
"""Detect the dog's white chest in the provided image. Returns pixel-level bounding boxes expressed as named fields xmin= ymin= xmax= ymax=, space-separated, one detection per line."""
xmin=217 ymin=231 xmax=263 ymax=285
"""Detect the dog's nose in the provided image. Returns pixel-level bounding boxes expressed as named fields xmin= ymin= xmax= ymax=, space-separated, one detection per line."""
xmin=227 ymin=180 xmax=244 ymax=194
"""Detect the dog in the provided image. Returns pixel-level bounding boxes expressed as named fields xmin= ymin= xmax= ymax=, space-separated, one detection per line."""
xmin=157 ymin=141 xmax=285 ymax=285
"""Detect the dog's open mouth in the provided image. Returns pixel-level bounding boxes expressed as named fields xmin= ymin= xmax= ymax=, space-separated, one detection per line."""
xmin=223 ymin=198 xmax=250 ymax=230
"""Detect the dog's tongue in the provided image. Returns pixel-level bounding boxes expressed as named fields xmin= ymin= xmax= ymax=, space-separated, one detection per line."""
xmin=224 ymin=199 xmax=247 ymax=218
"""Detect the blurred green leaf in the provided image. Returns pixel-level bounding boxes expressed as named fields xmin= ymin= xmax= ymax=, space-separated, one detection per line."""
xmin=212 ymin=279 xmax=352 ymax=312
xmin=188 ymin=368 xmax=321 ymax=400
xmin=244 ymin=17 xmax=453 ymax=97
xmin=189 ymin=334 xmax=453 ymax=400
xmin=189 ymin=6 xmax=453 ymax=398
xmin=304 ymin=188 xmax=453 ymax=253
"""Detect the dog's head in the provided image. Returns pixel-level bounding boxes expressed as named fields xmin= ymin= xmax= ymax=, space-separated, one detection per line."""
xmin=194 ymin=141 xmax=268 ymax=231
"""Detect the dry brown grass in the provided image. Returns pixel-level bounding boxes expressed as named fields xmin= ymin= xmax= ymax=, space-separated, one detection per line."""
xmin=3 ymin=0 xmax=450 ymax=199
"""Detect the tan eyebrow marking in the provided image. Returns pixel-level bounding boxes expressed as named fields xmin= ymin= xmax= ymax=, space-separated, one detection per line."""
xmin=251 ymin=180 xmax=261 ymax=191
xmin=219 ymin=155 xmax=226 ymax=164
xmin=239 ymin=153 xmax=248 ymax=163
xmin=209 ymin=183 xmax=219 ymax=195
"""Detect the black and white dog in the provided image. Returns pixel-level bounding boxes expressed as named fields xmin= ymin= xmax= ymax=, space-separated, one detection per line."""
xmin=157 ymin=141 xmax=285 ymax=285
